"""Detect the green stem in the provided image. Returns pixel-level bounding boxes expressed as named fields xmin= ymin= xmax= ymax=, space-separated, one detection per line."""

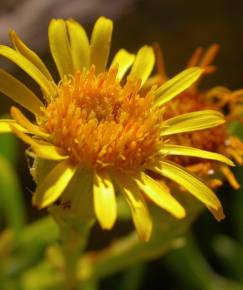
xmin=49 ymin=206 xmax=93 ymax=290
xmin=60 ymin=225 xmax=89 ymax=290
xmin=79 ymin=202 xmax=202 ymax=282
xmin=164 ymin=233 xmax=243 ymax=290
xmin=121 ymin=263 xmax=145 ymax=290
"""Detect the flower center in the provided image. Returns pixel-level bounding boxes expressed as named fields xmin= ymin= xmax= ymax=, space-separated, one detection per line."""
xmin=42 ymin=67 xmax=163 ymax=170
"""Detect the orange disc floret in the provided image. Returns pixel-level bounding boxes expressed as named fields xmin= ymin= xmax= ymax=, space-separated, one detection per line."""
xmin=42 ymin=67 xmax=163 ymax=170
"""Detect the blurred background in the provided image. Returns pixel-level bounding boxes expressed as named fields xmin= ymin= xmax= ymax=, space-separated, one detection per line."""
xmin=1 ymin=0 xmax=243 ymax=289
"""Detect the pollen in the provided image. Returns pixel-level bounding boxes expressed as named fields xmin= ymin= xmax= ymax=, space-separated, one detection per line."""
xmin=42 ymin=67 xmax=163 ymax=170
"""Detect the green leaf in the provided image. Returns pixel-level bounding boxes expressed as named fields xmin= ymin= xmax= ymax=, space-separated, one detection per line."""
xmin=2 ymin=216 xmax=58 ymax=278
xmin=0 ymin=155 xmax=26 ymax=240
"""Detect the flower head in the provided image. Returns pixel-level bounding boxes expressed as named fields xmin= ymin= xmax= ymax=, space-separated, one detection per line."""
xmin=151 ymin=43 xmax=243 ymax=189
xmin=0 ymin=18 xmax=233 ymax=241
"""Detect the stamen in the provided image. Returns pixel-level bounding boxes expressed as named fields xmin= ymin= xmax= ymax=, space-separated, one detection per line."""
xmin=41 ymin=67 xmax=164 ymax=170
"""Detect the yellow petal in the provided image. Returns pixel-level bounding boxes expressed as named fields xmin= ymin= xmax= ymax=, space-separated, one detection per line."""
xmin=90 ymin=17 xmax=113 ymax=73
xmin=128 ymin=46 xmax=155 ymax=87
xmin=152 ymin=160 xmax=224 ymax=216
xmin=110 ymin=49 xmax=135 ymax=80
xmin=115 ymin=172 xmax=152 ymax=241
xmin=160 ymin=144 xmax=234 ymax=166
xmin=0 ymin=45 xmax=55 ymax=96
xmin=93 ymin=170 xmax=117 ymax=230
xmin=32 ymin=160 xmax=76 ymax=208
xmin=10 ymin=107 xmax=49 ymax=139
xmin=48 ymin=19 xmax=74 ymax=78
xmin=66 ymin=19 xmax=90 ymax=71
xmin=9 ymin=30 xmax=54 ymax=82
xmin=10 ymin=125 xmax=68 ymax=160
xmin=154 ymin=67 xmax=203 ymax=107
xmin=161 ymin=110 xmax=225 ymax=136
xmin=0 ymin=119 xmax=27 ymax=133
xmin=0 ymin=69 xmax=44 ymax=115
xmin=134 ymin=172 xmax=186 ymax=219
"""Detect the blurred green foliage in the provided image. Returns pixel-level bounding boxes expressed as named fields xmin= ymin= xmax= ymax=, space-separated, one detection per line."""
xmin=0 ymin=126 xmax=26 ymax=241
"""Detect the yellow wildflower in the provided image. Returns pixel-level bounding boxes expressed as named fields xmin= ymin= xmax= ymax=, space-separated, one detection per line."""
xmin=151 ymin=43 xmax=243 ymax=189
xmin=0 ymin=18 xmax=233 ymax=241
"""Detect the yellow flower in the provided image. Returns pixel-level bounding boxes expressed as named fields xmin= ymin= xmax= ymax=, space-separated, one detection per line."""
xmin=150 ymin=44 xmax=243 ymax=190
xmin=0 ymin=17 xmax=234 ymax=241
